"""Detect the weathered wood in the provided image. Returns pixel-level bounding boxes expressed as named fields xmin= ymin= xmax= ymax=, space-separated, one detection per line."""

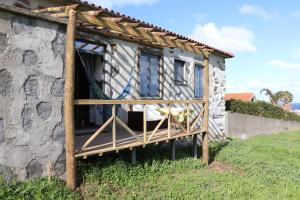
xmin=81 ymin=116 xmax=113 ymax=150
xmin=75 ymin=128 xmax=205 ymax=158
xmin=147 ymin=112 xmax=169 ymax=142
xmin=116 ymin=116 xmax=143 ymax=141
xmin=186 ymin=103 xmax=190 ymax=133
xmin=33 ymin=4 xmax=79 ymax=13
xmin=167 ymin=104 xmax=171 ymax=138
xmin=64 ymin=9 xmax=77 ymax=190
xmin=193 ymin=134 xmax=198 ymax=159
xmin=112 ymin=105 xmax=117 ymax=148
xmin=190 ymin=109 xmax=205 ymax=132
xmin=202 ymin=50 xmax=210 ymax=165
xmin=74 ymin=99 xmax=204 ymax=105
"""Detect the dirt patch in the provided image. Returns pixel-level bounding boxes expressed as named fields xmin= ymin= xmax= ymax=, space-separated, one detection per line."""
xmin=209 ymin=161 xmax=244 ymax=175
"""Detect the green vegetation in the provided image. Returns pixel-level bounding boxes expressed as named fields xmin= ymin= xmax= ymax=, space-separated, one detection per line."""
xmin=226 ymin=100 xmax=300 ymax=122
xmin=260 ymin=88 xmax=294 ymax=105
xmin=1 ymin=131 xmax=300 ymax=199
xmin=0 ymin=177 xmax=78 ymax=200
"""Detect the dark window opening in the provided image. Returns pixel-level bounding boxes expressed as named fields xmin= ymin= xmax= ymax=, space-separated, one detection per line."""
xmin=139 ymin=52 xmax=161 ymax=98
xmin=174 ymin=59 xmax=185 ymax=84
xmin=194 ymin=64 xmax=204 ymax=98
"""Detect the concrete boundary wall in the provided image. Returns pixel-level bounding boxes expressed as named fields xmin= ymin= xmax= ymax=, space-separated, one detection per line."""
xmin=225 ymin=112 xmax=300 ymax=139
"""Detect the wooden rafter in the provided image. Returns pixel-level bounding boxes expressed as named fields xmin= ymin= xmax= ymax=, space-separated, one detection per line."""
xmin=33 ymin=4 xmax=79 ymax=13
xmin=32 ymin=5 xmax=207 ymax=55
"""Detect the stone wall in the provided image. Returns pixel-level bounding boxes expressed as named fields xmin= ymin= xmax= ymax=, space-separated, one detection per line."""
xmin=225 ymin=112 xmax=300 ymax=139
xmin=0 ymin=9 xmax=66 ymax=180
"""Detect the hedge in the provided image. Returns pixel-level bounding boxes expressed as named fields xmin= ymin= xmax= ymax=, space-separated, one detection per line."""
xmin=225 ymin=100 xmax=300 ymax=122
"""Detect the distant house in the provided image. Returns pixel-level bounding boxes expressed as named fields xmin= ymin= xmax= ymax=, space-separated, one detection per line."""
xmin=225 ymin=92 xmax=256 ymax=102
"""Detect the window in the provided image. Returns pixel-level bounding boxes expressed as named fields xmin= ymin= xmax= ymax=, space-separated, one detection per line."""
xmin=139 ymin=52 xmax=161 ymax=97
xmin=174 ymin=59 xmax=185 ymax=84
xmin=194 ymin=64 xmax=203 ymax=98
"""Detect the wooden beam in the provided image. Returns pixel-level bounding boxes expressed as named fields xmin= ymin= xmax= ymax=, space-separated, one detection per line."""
xmin=202 ymin=50 xmax=210 ymax=165
xmin=33 ymin=4 xmax=79 ymax=13
xmin=136 ymin=26 xmax=155 ymax=31
xmin=103 ymin=16 xmax=123 ymax=22
xmin=119 ymin=21 xmax=141 ymax=27
xmin=74 ymin=99 xmax=204 ymax=105
xmin=151 ymin=31 xmax=168 ymax=36
xmin=64 ymin=9 xmax=77 ymax=191
xmin=73 ymin=11 xmax=201 ymax=54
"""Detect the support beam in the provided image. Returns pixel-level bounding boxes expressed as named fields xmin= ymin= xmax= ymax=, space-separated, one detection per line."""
xmin=131 ymin=148 xmax=137 ymax=164
xmin=202 ymin=50 xmax=210 ymax=165
xmin=193 ymin=134 xmax=198 ymax=159
xmin=171 ymin=139 xmax=176 ymax=160
xmin=64 ymin=9 xmax=77 ymax=190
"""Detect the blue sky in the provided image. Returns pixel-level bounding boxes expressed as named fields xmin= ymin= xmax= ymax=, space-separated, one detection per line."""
xmin=89 ymin=0 xmax=300 ymax=102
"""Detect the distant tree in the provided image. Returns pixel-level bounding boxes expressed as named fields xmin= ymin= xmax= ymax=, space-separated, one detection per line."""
xmin=278 ymin=91 xmax=293 ymax=104
xmin=260 ymin=89 xmax=294 ymax=106
xmin=260 ymin=88 xmax=281 ymax=105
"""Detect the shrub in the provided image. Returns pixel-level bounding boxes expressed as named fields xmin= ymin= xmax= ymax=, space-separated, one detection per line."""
xmin=226 ymin=100 xmax=300 ymax=122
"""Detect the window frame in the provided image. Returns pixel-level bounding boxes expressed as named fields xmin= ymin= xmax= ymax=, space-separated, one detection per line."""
xmin=137 ymin=50 xmax=164 ymax=99
xmin=173 ymin=59 xmax=186 ymax=85
xmin=194 ymin=63 xmax=204 ymax=99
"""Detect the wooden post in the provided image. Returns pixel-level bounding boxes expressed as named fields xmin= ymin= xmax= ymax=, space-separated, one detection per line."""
xmin=202 ymin=50 xmax=210 ymax=165
xmin=171 ymin=139 xmax=176 ymax=160
xmin=112 ymin=105 xmax=116 ymax=148
xmin=64 ymin=9 xmax=77 ymax=190
xmin=131 ymin=148 xmax=136 ymax=164
xmin=186 ymin=103 xmax=190 ymax=133
xmin=193 ymin=134 xmax=198 ymax=159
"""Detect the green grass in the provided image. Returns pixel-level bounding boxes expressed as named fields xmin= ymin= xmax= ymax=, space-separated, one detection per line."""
xmin=1 ymin=131 xmax=300 ymax=199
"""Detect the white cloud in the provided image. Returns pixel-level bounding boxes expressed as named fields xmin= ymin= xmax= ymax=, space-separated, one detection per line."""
xmin=239 ymin=4 xmax=275 ymax=20
xmin=268 ymin=59 xmax=300 ymax=70
xmin=86 ymin=0 xmax=158 ymax=9
xmin=190 ymin=23 xmax=256 ymax=53
xmin=293 ymin=48 xmax=300 ymax=58
xmin=290 ymin=10 xmax=300 ymax=18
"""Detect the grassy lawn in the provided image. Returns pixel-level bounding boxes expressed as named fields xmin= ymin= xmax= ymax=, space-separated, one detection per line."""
xmin=1 ymin=131 xmax=300 ymax=199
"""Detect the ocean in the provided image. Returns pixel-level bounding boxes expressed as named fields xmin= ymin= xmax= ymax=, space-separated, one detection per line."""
xmin=291 ymin=103 xmax=300 ymax=110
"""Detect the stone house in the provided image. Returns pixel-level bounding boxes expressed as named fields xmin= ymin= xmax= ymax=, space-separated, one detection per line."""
xmin=0 ymin=0 xmax=233 ymax=181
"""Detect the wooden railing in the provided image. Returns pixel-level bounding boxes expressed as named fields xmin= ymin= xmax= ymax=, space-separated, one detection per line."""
xmin=74 ymin=99 xmax=206 ymax=158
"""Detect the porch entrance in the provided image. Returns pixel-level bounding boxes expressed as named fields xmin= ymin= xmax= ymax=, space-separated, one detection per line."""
xmin=74 ymin=45 xmax=105 ymax=131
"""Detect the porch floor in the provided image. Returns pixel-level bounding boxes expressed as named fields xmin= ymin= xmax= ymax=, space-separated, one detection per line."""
xmin=75 ymin=128 xmax=204 ymax=158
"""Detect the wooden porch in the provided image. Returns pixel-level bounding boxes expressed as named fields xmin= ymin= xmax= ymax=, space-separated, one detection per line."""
xmin=74 ymin=99 xmax=206 ymax=158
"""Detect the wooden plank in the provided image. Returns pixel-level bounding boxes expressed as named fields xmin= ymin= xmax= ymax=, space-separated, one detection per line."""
xmin=190 ymin=109 xmax=205 ymax=132
xmin=72 ymin=11 xmax=203 ymax=54
xmin=74 ymin=99 xmax=204 ymax=105
xmin=186 ymin=103 xmax=190 ymax=133
xmin=112 ymin=105 xmax=116 ymax=148
xmin=81 ymin=116 xmax=113 ymax=150
xmin=202 ymin=50 xmax=210 ymax=165
xmin=64 ymin=9 xmax=77 ymax=190
xmin=75 ymin=128 xmax=200 ymax=158
xmin=33 ymin=4 xmax=79 ymax=13
xmin=147 ymin=112 xmax=169 ymax=142
xmin=116 ymin=116 xmax=143 ymax=141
